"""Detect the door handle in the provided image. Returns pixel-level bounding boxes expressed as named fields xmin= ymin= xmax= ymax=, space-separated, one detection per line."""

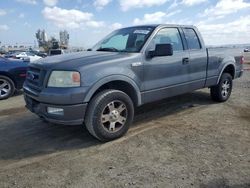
xmin=182 ymin=57 xmax=189 ymax=65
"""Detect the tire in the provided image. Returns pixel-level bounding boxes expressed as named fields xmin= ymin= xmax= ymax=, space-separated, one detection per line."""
xmin=85 ymin=89 xmax=134 ymax=142
xmin=210 ymin=73 xmax=233 ymax=102
xmin=0 ymin=75 xmax=15 ymax=100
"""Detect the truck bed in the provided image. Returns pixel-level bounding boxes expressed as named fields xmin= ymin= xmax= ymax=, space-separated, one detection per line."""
xmin=205 ymin=47 xmax=243 ymax=87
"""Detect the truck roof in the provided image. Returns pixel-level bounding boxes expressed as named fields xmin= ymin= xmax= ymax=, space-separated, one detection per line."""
xmin=122 ymin=24 xmax=195 ymax=29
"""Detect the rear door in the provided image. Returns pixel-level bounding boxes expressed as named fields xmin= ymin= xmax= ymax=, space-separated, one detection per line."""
xmin=182 ymin=27 xmax=207 ymax=88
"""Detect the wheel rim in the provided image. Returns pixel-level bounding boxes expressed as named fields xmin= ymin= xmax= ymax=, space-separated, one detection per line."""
xmin=221 ymin=80 xmax=231 ymax=98
xmin=0 ymin=79 xmax=11 ymax=98
xmin=101 ymin=100 xmax=128 ymax=133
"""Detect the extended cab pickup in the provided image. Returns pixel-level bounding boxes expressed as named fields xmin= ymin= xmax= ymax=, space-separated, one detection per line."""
xmin=23 ymin=24 xmax=244 ymax=141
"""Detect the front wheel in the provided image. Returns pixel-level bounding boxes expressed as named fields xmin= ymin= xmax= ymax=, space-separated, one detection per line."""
xmin=85 ymin=89 xmax=134 ymax=142
xmin=210 ymin=73 xmax=233 ymax=102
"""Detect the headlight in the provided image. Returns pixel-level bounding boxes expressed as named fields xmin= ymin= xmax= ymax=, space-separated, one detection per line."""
xmin=47 ymin=71 xmax=81 ymax=87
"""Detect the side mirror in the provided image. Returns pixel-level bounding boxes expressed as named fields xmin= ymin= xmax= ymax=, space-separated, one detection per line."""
xmin=147 ymin=43 xmax=173 ymax=58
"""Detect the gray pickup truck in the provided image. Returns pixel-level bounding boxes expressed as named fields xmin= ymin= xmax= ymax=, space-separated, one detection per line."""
xmin=24 ymin=24 xmax=243 ymax=141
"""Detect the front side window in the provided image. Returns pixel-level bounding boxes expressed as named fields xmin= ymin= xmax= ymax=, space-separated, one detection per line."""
xmin=183 ymin=28 xmax=201 ymax=50
xmin=93 ymin=26 xmax=155 ymax=53
xmin=149 ymin=27 xmax=184 ymax=52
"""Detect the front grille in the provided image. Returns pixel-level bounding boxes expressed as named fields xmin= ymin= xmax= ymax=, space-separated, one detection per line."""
xmin=26 ymin=66 xmax=47 ymax=92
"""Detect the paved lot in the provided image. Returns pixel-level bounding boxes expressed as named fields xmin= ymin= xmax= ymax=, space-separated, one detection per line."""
xmin=0 ymin=65 xmax=249 ymax=188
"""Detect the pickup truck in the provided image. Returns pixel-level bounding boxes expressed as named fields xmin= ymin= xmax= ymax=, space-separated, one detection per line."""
xmin=23 ymin=24 xmax=243 ymax=141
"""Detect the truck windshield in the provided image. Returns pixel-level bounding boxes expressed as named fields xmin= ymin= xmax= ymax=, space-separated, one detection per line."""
xmin=92 ymin=26 xmax=155 ymax=53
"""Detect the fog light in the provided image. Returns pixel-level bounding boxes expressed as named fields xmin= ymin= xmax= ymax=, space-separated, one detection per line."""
xmin=47 ymin=107 xmax=64 ymax=115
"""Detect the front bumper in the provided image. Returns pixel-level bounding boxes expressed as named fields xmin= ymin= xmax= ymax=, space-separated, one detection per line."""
xmin=24 ymin=94 xmax=87 ymax=125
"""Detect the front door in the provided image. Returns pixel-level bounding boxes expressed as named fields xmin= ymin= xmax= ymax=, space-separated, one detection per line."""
xmin=141 ymin=27 xmax=190 ymax=104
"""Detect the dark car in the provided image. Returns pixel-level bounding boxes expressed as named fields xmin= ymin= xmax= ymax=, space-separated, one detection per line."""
xmin=0 ymin=57 xmax=28 ymax=100
xmin=4 ymin=51 xmax=17 ymax=58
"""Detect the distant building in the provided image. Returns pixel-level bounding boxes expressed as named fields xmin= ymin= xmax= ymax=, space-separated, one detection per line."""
xmin=35 ymin=29 xmax=69 ymax=52
xmin=59 ymin=30 xmax=69 ymax=49
xmin=36 ymin=29 xmax=48 ymax=48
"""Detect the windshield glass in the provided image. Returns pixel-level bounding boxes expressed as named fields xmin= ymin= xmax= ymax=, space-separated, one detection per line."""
xmin=92 ymin=26 xmax=155 ymax=53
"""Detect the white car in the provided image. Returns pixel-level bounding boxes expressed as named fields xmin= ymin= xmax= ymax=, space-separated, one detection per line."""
xmin=15 ymin=52 xmax=42 ymax=62
xmin=244 ymin=48 xmax=249 ymax=52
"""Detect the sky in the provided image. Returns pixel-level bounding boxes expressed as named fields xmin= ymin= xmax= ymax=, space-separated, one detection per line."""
xmin=0 ymin=0 xmax=250 ymax=48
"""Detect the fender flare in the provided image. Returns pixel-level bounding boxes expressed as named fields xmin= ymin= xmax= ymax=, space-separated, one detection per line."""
xmin=83 ymin=75 xmax=142 ymax=106
xmin=216 ymin=62 xmax=236 ymax=84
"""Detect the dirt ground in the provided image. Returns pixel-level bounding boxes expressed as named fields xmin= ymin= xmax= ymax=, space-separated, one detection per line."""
xmin=0 ymin=65 xmax=249 ymax=188
xmin=244 ymin=52 xmax=250 ymax=64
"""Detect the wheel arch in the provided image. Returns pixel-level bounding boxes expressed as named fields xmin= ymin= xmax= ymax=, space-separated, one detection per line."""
xmin=84 ymin=75 xmax=142 ymax=106
xmin=0 ymin=72 xmax=17 ymax=88
xmin=216 ymin=63 xmax=236 ymax=84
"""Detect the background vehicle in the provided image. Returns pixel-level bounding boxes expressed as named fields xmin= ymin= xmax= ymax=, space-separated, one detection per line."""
xmin=0 ymin=57 xmax=27 ymax=100
xmin=15 ymin=52 xmax=42 ymax=62
xmin=49 ymin=49 xmax=64 ymax=56
xmin=4 ymin=51 xmax=20 ymax=58
xmin=23 ymin=24 xmax=243 ymax=141
xmin=28 ymin=49 xmax=47 ymax=58
xmin=244 ymin=48 xmax=249 ymax=52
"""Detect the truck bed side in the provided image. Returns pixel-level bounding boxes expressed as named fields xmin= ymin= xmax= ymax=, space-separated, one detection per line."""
xmin=205 ymin=47 xmax=243 ymax=87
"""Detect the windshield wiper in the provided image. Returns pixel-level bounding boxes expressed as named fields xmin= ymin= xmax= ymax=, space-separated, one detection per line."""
xmin=96 ymin=47 xmax=119 ymax=52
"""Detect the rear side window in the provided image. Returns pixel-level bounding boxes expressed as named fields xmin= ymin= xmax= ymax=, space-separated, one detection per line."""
xmin=183 ymin=28 xmax=201 ymax=50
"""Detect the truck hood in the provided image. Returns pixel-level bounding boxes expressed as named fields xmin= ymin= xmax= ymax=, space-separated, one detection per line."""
xmin=31 ymin=51 xmax=137 ymax=69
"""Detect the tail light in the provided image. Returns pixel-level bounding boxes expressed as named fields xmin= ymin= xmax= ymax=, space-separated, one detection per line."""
xmin=240 ymin=56 xmax=244 ymax=64
xmin=19 ymin=73 xmax=26 ymax=77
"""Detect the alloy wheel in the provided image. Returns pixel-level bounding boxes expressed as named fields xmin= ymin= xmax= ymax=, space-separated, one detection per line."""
xmin=221 ymin=80 xmax=231 ymax=98
xmin=0 ymin=79 xmax=11 ymax=99
xmin=101 ymin=100 xmax=128 ymax=133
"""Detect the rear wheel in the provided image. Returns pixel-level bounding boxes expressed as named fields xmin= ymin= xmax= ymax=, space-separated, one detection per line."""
xmin=210 ymin=73 xmax=232 ymax=102
xmin=85 ymin=89 xmax=134 ymax=142
xmin=0 ymin=75 xmax=15 ymax=100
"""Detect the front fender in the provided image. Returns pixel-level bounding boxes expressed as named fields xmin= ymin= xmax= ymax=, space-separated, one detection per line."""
xmin=83 ymin=75 xmax=142 ymax=106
